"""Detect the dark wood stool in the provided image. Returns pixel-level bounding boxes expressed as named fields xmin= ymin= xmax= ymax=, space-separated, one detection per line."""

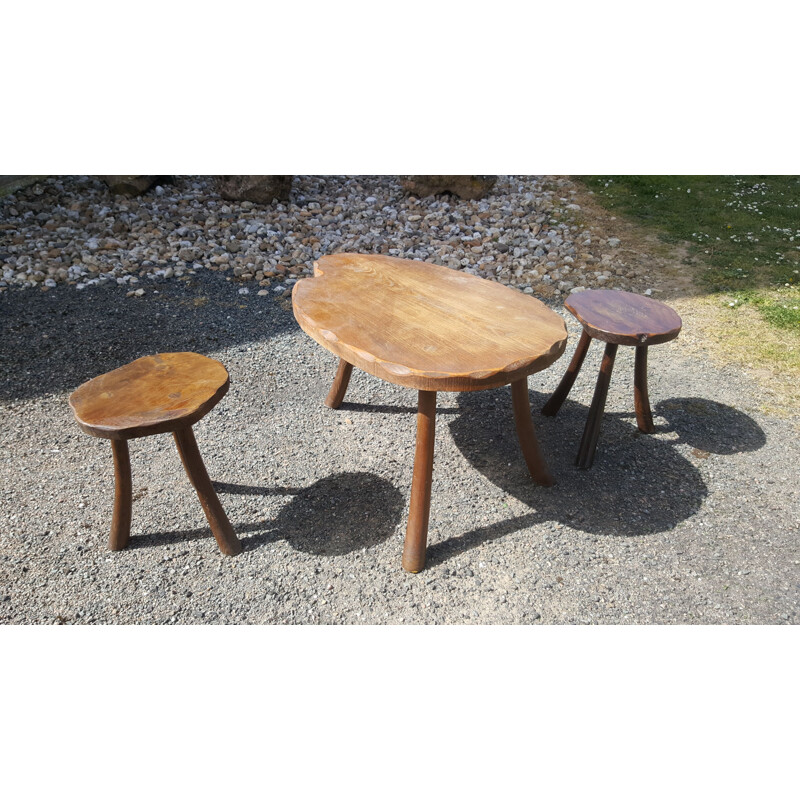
xmin=542 ymin=289 xmax=682 ymax=469
xmin=68 ymin=352 xmax=242 ymax=555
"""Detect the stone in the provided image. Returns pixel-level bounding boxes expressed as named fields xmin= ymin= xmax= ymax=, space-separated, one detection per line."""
xmin=215 ymin=175 xmax=293 ymax=205
xmin=399 ymin=175 xmax=497 ymax=200
xmin=99 ymin=176 xmax=163 ymax=196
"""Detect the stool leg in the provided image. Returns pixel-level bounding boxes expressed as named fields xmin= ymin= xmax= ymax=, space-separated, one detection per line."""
xmin=173 ymin=427 xmax=242 ymax=556
xmin=109 ymin=439 xmax=132 ymax=551
xmin=511 ymin=378 xmax=554 ymax=487
xmin=542 ymin=330 xmax=592 ymax=416
xmin=325 ymin=358 xmax=353 ymax=409
xmin=576 ymin=342 xmax=618 ymax=469
xmin=634 ymin=345 xmax=655 ymax=433
xmin=402 ymin=390 xmax=436 ymax=573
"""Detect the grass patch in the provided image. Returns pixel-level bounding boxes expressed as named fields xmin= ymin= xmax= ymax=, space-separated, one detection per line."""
xmin=578 ymin=176 xmax=800 ymax=332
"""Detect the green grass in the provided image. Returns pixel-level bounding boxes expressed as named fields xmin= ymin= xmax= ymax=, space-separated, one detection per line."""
xmin=579 ymin=176 xmax=800 ymax=331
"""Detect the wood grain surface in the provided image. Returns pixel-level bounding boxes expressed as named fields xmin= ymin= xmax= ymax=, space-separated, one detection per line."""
xmin=292 ymin=253 xmax=568 ymax=391
xmin=565 ymin=289 xmax=682 ymax=346
xmin=69 ymin=353 xmax=230 ymax=439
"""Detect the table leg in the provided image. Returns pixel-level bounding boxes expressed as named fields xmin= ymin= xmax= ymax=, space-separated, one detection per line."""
xmin=634 ymin=345 xmax=655 ymax=433
xmin=542 ymin=329 xmax=591 ymax=417
xmin=511 ymin=378 xmax=554 ymax=487
xmin=325 ymin=358 xmax=353 ymax=409
xmin=576 ymin=342 xmax=618 ymax=469
xmin=402 ymin=390 xmax=436 ymax=573
xmin=174 ymin=427 xmax=242 ymax=556
xmin=109 ymin=439 xmax=132 ymax=551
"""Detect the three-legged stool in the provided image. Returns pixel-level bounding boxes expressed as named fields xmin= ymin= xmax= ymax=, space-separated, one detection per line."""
xmin=542 ymin=289 xmax=682 ymax=469
xmin=68 ymin=352 xmax=241 ymax=555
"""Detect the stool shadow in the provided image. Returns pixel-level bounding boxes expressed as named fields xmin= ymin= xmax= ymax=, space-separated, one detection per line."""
xmin=439 ymin=385 xmax=714 ymax=562
xmin=130 ymin=471 xmax=403 ymax=557
xmin=655 ymin=397 xmax=766 ymax=455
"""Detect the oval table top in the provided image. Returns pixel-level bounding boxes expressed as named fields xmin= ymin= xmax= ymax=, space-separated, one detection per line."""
xmin=565 ymin=289 xmax=682 ymax=346
xmin=69 ymin=352 xmax=229 ymax=439
xmin=292 ymin=253 xmax=568 ymax=391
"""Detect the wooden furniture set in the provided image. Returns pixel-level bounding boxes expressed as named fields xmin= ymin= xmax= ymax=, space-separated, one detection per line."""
xmin=69 ymin=253 xmax=681 ymax=572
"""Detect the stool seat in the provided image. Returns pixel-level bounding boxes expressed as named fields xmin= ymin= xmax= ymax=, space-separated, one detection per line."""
xmin=565 ymin=289 xmax=682 ymax=346
xmin=69 ymin=353 xmax=229 ymax=440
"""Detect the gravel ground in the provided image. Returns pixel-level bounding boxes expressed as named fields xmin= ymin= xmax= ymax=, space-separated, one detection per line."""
xmin=1 ymin=177 xmax=799 ymax=624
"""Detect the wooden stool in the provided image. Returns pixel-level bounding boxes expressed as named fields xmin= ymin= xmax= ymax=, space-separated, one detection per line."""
xmin=542 ymin=289 xmax=682 ymax=469
xmin=68 ymin=352 xmax=242 ymax=555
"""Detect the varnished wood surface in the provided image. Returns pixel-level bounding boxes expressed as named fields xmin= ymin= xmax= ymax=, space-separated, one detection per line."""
xmin=634 ymin=346 xmax=655 ymax=433
xmin=109 ymin=439 xmax=132 ymax=550
xmin=402 ymin=390 xmax=437 ymax=573
xmin=565 ymin=289 xmax=682 ymax=346
xmin=293 ymin=253 xmax=568 ymax=391
xmin=69 ymin=353 xmax=230 ymax=439
xmin=510 ymin=378 xmax=554 ymax=487
xmin=576 ymin=343 xmax=618 ymax=469
xmin=173 ymin=427 xmax=242 ymax=556
xmin=325 ymin=358 xmax=353 ymax=409
xmin=541 ymin=329 xmax=592 ymax=418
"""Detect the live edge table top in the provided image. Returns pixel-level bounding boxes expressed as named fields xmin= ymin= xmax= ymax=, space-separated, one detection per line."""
xmin=292 ymin=254 xmax=569 ymax=392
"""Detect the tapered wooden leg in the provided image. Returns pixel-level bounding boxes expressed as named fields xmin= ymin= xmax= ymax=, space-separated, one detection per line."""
xmin=325 ymin=358 xmax=353 ymax=409
xmin=511 ymin=378 xmax=554 ymax=487
xmin=576 ymin=342 xmax=618 ymax=469
xmin=634 ymin=345 xmax=655 ymax=433
xmin=402 ymin=390 xmax=436 ymax=573
xmin=173 ymin=427 xmax=242 ymax=556
xmin=109 ymin=439 xmax=132 ymax=551
xmin=542 ymin=329 xmax=592 ymax=416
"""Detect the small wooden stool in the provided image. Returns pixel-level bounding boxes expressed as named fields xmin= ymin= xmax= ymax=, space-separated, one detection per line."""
xmin=68 ymin=352 xmax=242 ymax=555
xmin=542 ymin=289 xmax=682 ymax=469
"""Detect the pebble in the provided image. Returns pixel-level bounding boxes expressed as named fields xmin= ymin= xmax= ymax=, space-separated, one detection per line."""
xmin=0 ymin=176 xmax=652 ymax=297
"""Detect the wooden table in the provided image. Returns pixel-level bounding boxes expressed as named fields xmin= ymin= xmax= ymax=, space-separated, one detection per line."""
xmin=292 ymin=253 xmax=568 ymax=572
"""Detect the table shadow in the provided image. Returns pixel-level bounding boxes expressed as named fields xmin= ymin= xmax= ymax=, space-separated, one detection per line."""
xmin=129 ymin=470 xmax=403 ymax=557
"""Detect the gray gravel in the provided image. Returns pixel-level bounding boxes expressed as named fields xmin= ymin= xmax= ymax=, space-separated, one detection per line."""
xmin=1 ymin=178 xmax=798 ymax=624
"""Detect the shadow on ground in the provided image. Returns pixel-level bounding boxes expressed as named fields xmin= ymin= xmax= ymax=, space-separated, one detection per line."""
xmin=655 ymin=397 xmax=767 ymax=454
xmin=123 ymin=388 xmax=766 ymax=570
xmin=425 ymin=385 xmax=766 ymax=566
xmin=130 ymin=471 xmax=403 ymax=557
xmin=0 ymin=271 xmax=295 ymax=401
